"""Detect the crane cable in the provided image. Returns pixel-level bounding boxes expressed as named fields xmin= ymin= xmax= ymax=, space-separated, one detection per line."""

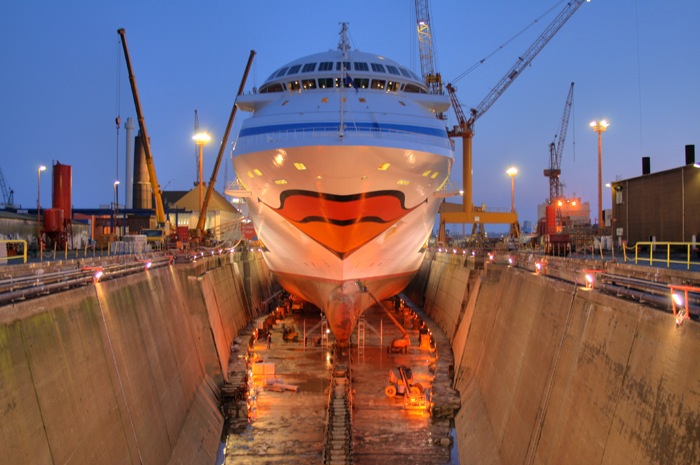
xmin=450 ymin=0 xmax=564 ymax=85
xmin=115 ymin=39 xmax=121 ymax=205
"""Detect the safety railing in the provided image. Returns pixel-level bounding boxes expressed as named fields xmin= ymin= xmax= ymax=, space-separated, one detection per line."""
xmin=0 ymin=240 xmax=28 ymax=264
xmin=624 ymin=241 xmax=700 ymax=270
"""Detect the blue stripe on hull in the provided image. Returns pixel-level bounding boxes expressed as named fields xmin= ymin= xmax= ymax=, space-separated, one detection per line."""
xmin=239 ymin=121 xmax=447 ymax=138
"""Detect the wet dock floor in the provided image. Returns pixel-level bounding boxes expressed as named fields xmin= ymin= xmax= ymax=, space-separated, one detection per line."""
xmin=224 ymin=301 xmax=455 ymax=464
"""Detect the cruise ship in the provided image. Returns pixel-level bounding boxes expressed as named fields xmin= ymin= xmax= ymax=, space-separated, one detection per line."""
xmin=231 ymin=24 xmax=454 ymax=344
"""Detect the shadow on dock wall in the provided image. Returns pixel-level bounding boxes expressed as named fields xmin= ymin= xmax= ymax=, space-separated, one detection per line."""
xmin=410 ymin=253 xmax=699 ymax=465
xmin=0 ymin=252 xmax=273 ymax=465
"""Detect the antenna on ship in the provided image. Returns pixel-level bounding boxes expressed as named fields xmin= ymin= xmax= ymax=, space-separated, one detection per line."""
xmin=338 ymin=22 xmax=350 ymax=139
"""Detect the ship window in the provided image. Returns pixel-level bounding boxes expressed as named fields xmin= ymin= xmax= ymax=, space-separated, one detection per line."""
xmin=354 ymin=62 xmax=369 ymax=71
xmin=359 ymin=97 xmax=366 ymax=103
xmin=371 ymin=63 xmax=386 ymax=73
xmin=274 ymin=179 xmax=288 ymax=185
xmin=318 ymin=78 xmax=334 ymax=88
xmin=354 ymin=78 xmax=369 ymax=89
xmin=399 ymin=68 xmax=412 ymax=78
xmin=371 ymin=79 xmax=386 ymax=90
xmin=403 ymin=83 xmax=422 ymax=93
xmin=378 ymin=163 xmax=390 ymax=171
xmin=386 ymin=65 xmax=400 ymax=75
xmin=302 ymin=79 xmax=317 ymax=89
xmin=275 ymin=67 xmax=289 ymax=78
xmin=259 ymin=83 xmax=284 ymax=93
xmin=431 ymin=172 xmax=439 ymax=179
xmin=294 ymin=162 xmax=307 ymax=170
xmin=397 ymin=179 xmax=410 ymax=186
xmin=422 ymin=170 xmax=432 ymax=177
xmin=288 ymin=64 xmax=302 ymax=75
xmin=409 ymin=70 xmax=422 ymax=81
xmin=281 ymin=100 xmax=289 ymax=106
xmin=253 ymin=169 xmax=263 ymax=176
xmin=398 ymin=101 xmax=406 ymax=106
xmin=302 ymin=63 xmax=317 ymax=73
xmin=336 ymin=61 xmax=351 ymax=72
xmin=321 ymin=97 xmax=328 ymax=103
xmin=386 ymin=81 xmax=400 ymax=92
xmin=319 ymin=61 xmax=333 ymax=71
xmin=287 ymin=80 xmax=301 ymax=91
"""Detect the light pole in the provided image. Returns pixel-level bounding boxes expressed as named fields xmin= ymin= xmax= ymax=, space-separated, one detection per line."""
xmin=193 ymin=132 xmax=211 ymax=213
xmin=590 ymin=120 xmax=609 ymax=234
xmin=506 ymin=166 xmax=518 ymax=213
xmin=113 ymin=180 xmax=120 ymax=236
xmin=37 ymin=165 xmax=47 ymax=261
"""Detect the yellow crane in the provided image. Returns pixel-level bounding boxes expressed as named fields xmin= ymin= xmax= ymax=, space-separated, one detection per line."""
xmin=415 ymin=0 xmax=591 ymax=241
xmin=117 ymin=28 xmax=170 ymax=240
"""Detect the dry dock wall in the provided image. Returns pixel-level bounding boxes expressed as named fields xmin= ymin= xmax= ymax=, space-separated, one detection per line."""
xmin=414 ymin=253 xmax=699 ymax=465
xmin=0 ymin=252 xmax=272 ymax=465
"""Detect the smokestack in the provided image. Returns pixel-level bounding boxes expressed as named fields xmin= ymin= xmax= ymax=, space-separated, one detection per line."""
xmin=133 ymin=130 xmax=152 ymax=210
xmin=125 ymin=118 xmax=134 ymax=209
xmin=685 ymin=144 xmax=695 ymax=165
xmin=642 ymin=156 xmax=650 ymax=175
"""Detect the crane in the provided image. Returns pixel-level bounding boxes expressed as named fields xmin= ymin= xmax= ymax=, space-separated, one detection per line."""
xmin=545 ymin=82 xmax=574 ymax=203
xmin=117 ymin=28 xmax=170 ymax=240
xmin=0 ymin=167 xmax=16 ymax=209
xmin=194 ymin=50 xmax=255 ymax=242
xmin=414 ymin=0 xmax=442 ymax=95
xmin=438 ymin=0 xmax=589 ymax=239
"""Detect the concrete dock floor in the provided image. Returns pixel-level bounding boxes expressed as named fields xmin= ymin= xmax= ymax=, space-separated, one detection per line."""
xmin=224 ymin=301 xmax=456 ymax=464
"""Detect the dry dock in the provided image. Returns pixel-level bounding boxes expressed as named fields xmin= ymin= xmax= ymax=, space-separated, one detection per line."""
xmin=1 ymin=250 xmax=699 ymax=464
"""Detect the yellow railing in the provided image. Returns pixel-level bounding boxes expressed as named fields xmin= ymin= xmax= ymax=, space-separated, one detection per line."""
xmin=624 ymin=241 xmax=700 ymax=270
xmin=0 ymin=240 xmax=28 ymax=264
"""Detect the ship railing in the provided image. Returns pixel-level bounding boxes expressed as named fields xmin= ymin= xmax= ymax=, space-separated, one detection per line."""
xmin=234 ymin=126 xmax=455 ymax=151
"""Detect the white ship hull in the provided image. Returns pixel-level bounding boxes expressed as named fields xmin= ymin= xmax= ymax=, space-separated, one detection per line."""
xmin=231 ymin=26 xmax=453 ymax=343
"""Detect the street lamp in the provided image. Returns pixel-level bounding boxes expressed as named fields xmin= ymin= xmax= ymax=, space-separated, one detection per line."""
xmin=113 ymin=180 xmax=120 ymax=236
xmin=193 ymin=132 xmax=211 ymax=212
xmin=590 ymin=119 xmax=609 ymax=234
xmin=37 ymin=165 xmax=47 ymax=261
xmin=506 ymin=166 xmax=518 ymax=213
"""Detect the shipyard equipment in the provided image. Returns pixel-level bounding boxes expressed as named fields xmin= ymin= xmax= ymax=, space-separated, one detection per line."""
xmin=545 ymin=82 xmax=575 ymax=203
xmin=430 ymin=0 xmax=590 ymax=241
xmin=0 ymin=167 xmax=15 ymax=209
xmin=193 ymin=50 xmax=255 ymax=244
xmin=117 ymin=28 xmax=171 ymax=242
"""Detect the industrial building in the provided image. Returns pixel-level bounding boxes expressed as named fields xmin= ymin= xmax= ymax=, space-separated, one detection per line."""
xmin=611 ymin=144 xmax=700 ymax=247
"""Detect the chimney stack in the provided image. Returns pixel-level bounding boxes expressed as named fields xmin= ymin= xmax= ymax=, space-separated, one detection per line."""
xmin=685 ymin=144 xmax=695 ymax=165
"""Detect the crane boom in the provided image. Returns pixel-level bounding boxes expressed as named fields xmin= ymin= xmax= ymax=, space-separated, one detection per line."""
xmin=438 ymin=0 xmax=588 ymax=241
xmin=545 ymin=82 xmax=574 ymax=201
xmin=117 ymin=28 xmax=167 ymax=229
xmin=414 ymin=0 xmax=442 ymax=94
xmin=467 ymin=0 xmax=588 ymax=132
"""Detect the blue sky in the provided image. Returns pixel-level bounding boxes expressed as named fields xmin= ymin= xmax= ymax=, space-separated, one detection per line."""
xmin=2 ymin=1 xmax=698 ymax=232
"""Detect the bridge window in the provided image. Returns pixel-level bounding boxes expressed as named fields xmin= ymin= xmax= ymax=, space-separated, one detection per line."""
xmin=354 ymin=78 xmax=369 ymax=89
xmin=386 ymin=81 xmax=400 ymax=92
xmin=319 ymin=61 xmax=333 ymax=71
xmin=318 ymin=78 xmax=334 ymax=88
xmin=371 ymin=63 xmax=386 ymax=73
xmin=259 ymin=83 xmax=284 ymax=93
xmin=371 ymin=79 xmax=386 ymax=90
xmin=386 ymin=65 xmax=400 ymax=75
xmin=287 ymin=80 xmax=301 ymax=91
xmin=399 ymin=68 xmax=412 ymax=78
xmin=336 ymin=61 xmax=351 ymax=72
xmin=302 ymin=63 xmax=317 ymax=73
xmin=302 ymin=79 xmax=317 ymax=89
xmin=288 ymin=64 xmax=302 ymax=75
xmin=354 ymin=62 xmax=369 ymax=72
xmin=275 ymin=67 xmax=289 ymax=78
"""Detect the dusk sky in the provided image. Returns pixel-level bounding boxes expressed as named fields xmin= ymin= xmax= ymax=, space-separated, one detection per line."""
xmin=2 ymin=1 xmax=698 ymax=232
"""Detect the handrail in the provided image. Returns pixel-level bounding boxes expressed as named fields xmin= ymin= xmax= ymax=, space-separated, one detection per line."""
xmin=0 ymin=240 xmax=28 ymax=264
xmin=625 ymin=241 xmax=700 ymax=270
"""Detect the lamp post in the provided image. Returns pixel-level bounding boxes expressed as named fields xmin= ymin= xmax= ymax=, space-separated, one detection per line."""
xmin=113 ymin=180 xmax=120 ymax=236
xmin=589 ymin=120 xmax=609 ymax=234
xmin=37 ymin=165 xmax=47 ymax=261
xmin=193 ymin=132 xmax=211 ymax=213
xmin=506 ymin=166 xmax=518 ymax=213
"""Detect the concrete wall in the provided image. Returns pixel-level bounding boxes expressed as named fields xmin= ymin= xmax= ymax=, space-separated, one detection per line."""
xmin=415 ymin=254 xmax=700 ymax=465
xmin=0 ymin=251 xmax=271 ymax=465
